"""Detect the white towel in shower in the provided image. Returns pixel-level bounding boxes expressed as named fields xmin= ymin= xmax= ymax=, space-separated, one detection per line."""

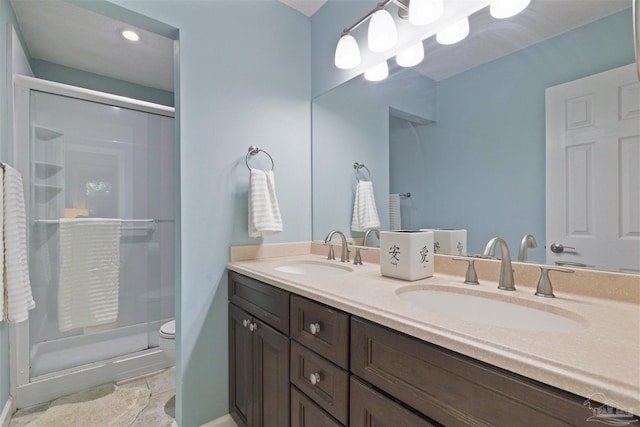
xmin=248 ymin=169 xmax=283 ymax=238
xmin=58 ymin=218 xmax=121 ymax=332
xmin=389 ymin=193 xmax=402 ymax=231
xmin=1 ymin=164 xmax=35 ymax=323
xmin=351 ymin=181 xmax=381 ymax=232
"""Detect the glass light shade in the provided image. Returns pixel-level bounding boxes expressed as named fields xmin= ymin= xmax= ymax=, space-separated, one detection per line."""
xmin=334 ymin=34 xmax=361 ymax=69
xmin=490 ymin=0 xmax=531 ymax=19
xmin=396 ymin=42 xmax=425 ymax=67
xmin=368 ymin=9 xmax=398 ymax=52
xmin=409 ymin=0 xmax=444 ymax=26
xmin=436 ymin=17 xmax=470 ymax=45
xmin=364 ymin=61 xmax=389 ymax=81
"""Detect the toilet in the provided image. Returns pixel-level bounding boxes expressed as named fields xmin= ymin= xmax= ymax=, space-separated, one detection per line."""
xmin=159 ymin=320 xmax=176 ymax=360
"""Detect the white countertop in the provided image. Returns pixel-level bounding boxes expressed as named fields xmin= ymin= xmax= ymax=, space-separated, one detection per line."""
xmin=227 ymin=246 xmax=640 ymax=415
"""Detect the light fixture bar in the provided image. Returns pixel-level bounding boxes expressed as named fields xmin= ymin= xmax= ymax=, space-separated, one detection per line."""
xmin=342 ymin=0 xmax=395 ymax=35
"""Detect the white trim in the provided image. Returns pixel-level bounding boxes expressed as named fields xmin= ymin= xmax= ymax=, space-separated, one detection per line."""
xmin=13 ymin=74 xmax=174 ymax=118
xmin=199 ymin=414 xmax=238 ymax=427
xmin=0 ymin=396 xmax=14 ymax=427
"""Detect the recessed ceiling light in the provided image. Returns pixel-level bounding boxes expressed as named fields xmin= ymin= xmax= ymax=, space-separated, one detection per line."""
xmin=121 ymin=30 xmax=140 ymax=42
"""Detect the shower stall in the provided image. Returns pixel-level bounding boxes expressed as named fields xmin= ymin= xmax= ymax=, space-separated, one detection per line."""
xmin=10 ymin=75 xmax=176 ymax=407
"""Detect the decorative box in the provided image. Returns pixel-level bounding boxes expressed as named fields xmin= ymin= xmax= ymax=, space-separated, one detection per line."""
xmin=380 ymin=230 xmax=434 ymax=281
xmin=421 ymin=229 xmax=467 ymax=256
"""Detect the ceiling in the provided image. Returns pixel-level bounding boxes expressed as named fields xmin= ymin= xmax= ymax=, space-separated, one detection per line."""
xmin=279 ymin=0 xmax=327 ymax=16
xmin=9 ymin=0 xmax=631 ymax=92
xmin=10 ymin=0 xmax=175 ymax=92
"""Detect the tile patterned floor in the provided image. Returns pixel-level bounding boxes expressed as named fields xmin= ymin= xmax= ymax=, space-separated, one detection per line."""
xmin=8 ymin=367 xmax=176 ymax=427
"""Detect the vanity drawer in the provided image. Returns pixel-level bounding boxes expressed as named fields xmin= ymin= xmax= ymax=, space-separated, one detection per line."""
xmin=229 ymin=271 xmax=289 ymax=334
xmin=290 ymin=295 xmax=349 ymax=369
xmin=351 ymin=317 xmax=593 ymax=427
xmin=350 ymin=377 xmax=436 ymax=427
xmin=291 ymin=340 xmax=349 ymax=425
xmin=291 ymin=385 xmax=343 ymax=427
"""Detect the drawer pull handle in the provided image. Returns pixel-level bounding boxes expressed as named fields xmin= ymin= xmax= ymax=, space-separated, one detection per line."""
xmin=309 ymin=322 xmax=321 ymax=335
xmin=242 ymin=319 xmax=251 ymax=328
xmin=249 ymin=322 xmax=258 ymax=332
xmin=309 ymin=372 xmax=321 ymax=385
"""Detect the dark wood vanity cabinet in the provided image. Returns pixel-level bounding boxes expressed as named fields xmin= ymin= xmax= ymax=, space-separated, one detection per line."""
xmin=229 ymin=272 xmax=290 ymax=427
xmin=229 ymin=271 xmax=620 ymax=427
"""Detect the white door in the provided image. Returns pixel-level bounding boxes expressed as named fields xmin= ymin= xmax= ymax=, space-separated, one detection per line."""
xmin=546 ymin=64 xmax=640 ymax=273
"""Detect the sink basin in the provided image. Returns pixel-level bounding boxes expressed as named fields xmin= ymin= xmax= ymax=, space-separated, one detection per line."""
xmin=396 ymin=286 xmax=587 ymax=332
xmin=274 ymin=261 xmax=353 ymax=276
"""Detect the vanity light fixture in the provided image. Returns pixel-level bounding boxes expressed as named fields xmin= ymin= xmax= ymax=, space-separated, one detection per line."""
xmin=335 ymin=32 xmax=361 ymax=69
xmin=436 ymin=17 xmax=470 ymax=45
xmin=368 ymin=7 xmax=398 ymax=52
xmin=334 ymin=0 xmax=531 ymax=80
xmin=121 ymin=30 xmax=140 ymax=42
xmin=396 ymin=41 xmax=424 ymax=67
xmin=409 ymin=0 xmax=444 ymax=26
xmin=364 ymin=61 xmax=389 ymax=81
xmin=490 ymin=0 xmax=531 ymax=19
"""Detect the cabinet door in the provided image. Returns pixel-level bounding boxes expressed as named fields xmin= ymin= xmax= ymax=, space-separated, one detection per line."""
xmin=229 ymin=304 xmax=254 ymax=427
xmin=253 ymin=317 xmax=290 ymax=427
xmin=350 ymin=377 xmax=436 ymax=427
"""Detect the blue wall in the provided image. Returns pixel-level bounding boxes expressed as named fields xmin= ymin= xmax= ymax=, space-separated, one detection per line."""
xmin=105 ymin=1 xmax=311 ymax=426
xmin=399 ymin=9 xmax=634 ymax=259
xmin=31 ymin=60 xmax=175 ymax=106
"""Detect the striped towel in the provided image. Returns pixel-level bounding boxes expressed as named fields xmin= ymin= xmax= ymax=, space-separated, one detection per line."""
xmin=248 ymin=169 xmax=283 ymax=238
xmin=351 ymin=181 xmax=381 ymax=232
xmin=1 ymin=164 xmax=35 ymax=323
xmin=389 ymin=193 xmax=402 ymax=231
xmin=58 ymin=218 xmax=121 ymax=332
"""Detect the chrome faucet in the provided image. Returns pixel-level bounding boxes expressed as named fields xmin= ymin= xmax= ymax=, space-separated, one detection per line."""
xmin=482 ymin=237 xmax=515 ymax=291
xmin=518 ymin=234 xmax=538 ymax=262
xmin=362 ymin=228 xmax=380 ymax=247
xmin=324 ymin=230 xmax=350 ymax=263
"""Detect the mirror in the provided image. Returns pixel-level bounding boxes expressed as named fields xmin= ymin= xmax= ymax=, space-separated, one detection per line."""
xmin=312 ymin=3 xmax=639 ymax=273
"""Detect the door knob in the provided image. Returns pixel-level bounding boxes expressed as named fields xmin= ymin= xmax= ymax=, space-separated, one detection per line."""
xmin=550 ymin=243 xmax=575 ymax=253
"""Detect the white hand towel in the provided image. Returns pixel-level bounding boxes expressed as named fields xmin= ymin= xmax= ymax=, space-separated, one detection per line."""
xmin=58 ymin=218 xmax=121 ymax=332
xmin=351 ymin=181 xmax=381 ymax=232
xmin=1 ymin=164 xmax=35 ymax=323
xmin=248 ymin=169 xmax=283 ymax=238
xmin=389 ymin=193 xmax=402 ymax=231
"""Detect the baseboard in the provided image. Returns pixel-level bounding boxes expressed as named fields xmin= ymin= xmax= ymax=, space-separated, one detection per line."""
xmin=0 ymin=396 xmax=14 ymax=427
xmin=199 ymin=413 xmax=237 ymax=427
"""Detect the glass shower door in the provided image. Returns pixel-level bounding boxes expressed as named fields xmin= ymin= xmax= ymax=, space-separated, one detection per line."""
xmin=27 ymin=90 xmax=175 ymax=377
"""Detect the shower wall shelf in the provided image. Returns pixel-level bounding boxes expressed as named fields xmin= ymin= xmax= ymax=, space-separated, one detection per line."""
xmin=32 ymin=125 xmax=65 ymax=221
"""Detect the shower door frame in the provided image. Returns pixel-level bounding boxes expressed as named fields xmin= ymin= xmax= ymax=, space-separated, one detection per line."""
xmin=10 ymin=75 xmax=176 ymax=408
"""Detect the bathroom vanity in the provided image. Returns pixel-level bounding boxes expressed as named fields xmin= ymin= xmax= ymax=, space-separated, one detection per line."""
xmin=227 ymin=243 xmax=640 ymax=427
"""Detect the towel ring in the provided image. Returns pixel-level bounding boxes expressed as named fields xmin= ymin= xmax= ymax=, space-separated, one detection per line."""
xmin=353 ymin=162 xmax=371 ymax=182
xmin=245 ymin=146 xmax=274 ymax=171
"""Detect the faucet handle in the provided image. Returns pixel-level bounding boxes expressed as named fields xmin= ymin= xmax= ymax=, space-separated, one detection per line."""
xmin=535 ymin=266 xmax=574 ymax=298
xmin=351 ymin=245 xmax=368 ymax=265
xmin=452 ymin=257 xmax=479 ymax=285
xmin=324 ymin=243 xmax=335 ymax=260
